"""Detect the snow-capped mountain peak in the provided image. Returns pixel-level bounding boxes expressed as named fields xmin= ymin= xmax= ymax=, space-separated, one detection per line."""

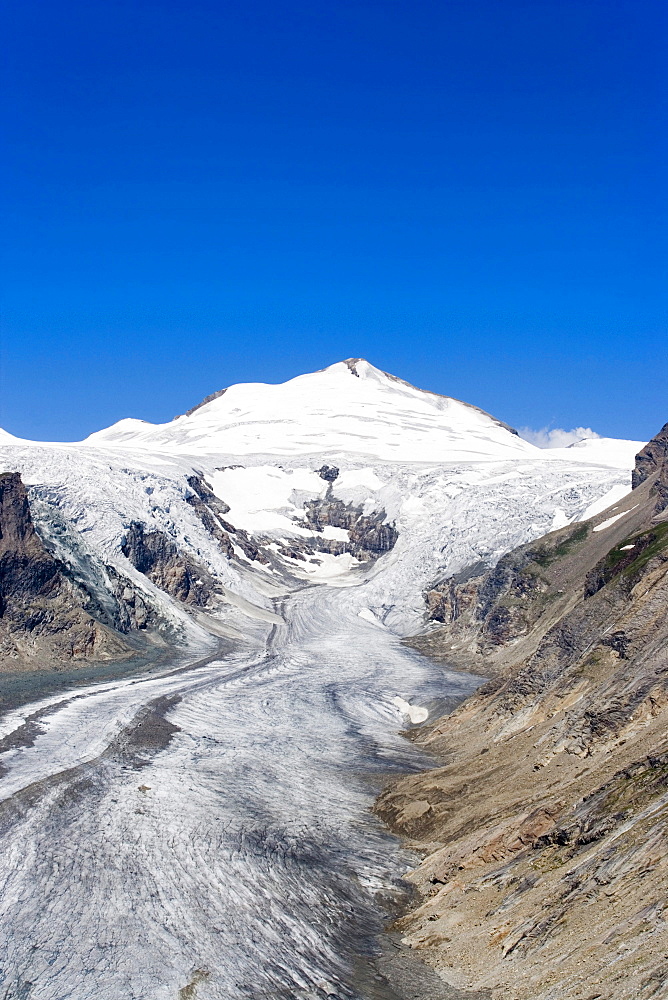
xmin=83 ymin=358 xmax=534 ymax=462
xmin=0 ymin=356 xmax=647 ymax=640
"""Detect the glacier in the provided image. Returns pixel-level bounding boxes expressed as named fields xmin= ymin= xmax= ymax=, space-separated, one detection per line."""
xmin=0 ymin=360 xmax=645 ymax=999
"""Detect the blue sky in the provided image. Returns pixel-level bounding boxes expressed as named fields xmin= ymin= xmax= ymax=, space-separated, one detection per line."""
xmin=1 ymin=0 xmax=665 ymax=442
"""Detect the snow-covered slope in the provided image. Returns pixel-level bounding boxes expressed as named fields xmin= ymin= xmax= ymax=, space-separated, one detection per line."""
xmin=0 ymin=359 xmax=646 ymax=641
xmin=543 ymin=435 xmax=646 ymax=470
xmin=84 ymin=359 xmax=538 ymax=462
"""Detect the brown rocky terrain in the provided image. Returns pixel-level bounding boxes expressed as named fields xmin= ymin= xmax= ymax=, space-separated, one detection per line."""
xmin=0 ymin=472 xmax=150 ymax=670
xmin=378 ymin=426 xmax=668 ymax=1000
xmin=121 ymin=521 xmax=218 ymax=607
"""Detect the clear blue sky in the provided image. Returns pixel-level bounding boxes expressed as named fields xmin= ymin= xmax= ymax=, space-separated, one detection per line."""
xmin=1 ymin=0 xmax=666 ymax=442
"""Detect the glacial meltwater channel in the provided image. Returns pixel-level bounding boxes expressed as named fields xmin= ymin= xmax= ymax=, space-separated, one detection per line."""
xmin=0 ymin=586 xmax=480 ymax=1000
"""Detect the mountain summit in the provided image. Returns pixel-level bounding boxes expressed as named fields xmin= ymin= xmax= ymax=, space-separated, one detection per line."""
xmin=85 ymin=359 xmax=534 ymax=461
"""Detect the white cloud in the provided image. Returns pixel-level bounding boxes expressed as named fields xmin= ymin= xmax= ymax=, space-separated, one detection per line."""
xmin=518 ymin=426 xmax=601 ymax=449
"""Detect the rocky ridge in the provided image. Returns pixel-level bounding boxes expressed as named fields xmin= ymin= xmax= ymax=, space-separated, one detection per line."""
xmin=377 ymin=425 xmax=668 ymax=1000
xmin=297 ymin=464 xmax=398 ymax=560
xmin=185 ymin=472 xmax=268 ymax=564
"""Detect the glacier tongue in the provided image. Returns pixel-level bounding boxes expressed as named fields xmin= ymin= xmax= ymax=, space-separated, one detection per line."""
xmin=0 ymin=359 xmax=646 ymax=999
xmin=0 ymin=590 xmax=480 ymax=1000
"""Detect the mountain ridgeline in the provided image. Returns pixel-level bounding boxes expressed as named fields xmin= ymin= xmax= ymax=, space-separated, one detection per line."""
xmin=378 ymin=422 xmax=668 ymax=1000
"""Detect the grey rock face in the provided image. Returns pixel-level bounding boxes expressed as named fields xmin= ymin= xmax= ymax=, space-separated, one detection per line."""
xmin=185 ymin=474 xmax=235 ymax=559
xmin=186 ymin=473 xmax=269 ymax=564
xmin=121 ymin=522 xmax=215 ymax=607
xmin=632 ymin=422 xmax=668 ymax=511
xmin=316 ymin=465 xmax=339 ymax=483
xmin=179 ymin=386 xmax=228 ymax=419
xmin=0 ymin=472 xmax=61 ymax=614
xmin=301 ymin=497 xmax=398 ymax=557
xmin=0 ymin=473 xmax=140 ymax=669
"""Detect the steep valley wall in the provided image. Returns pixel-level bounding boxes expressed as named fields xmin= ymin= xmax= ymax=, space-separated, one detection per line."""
xmin=378 ymin=425 xmax=668 ymax=1000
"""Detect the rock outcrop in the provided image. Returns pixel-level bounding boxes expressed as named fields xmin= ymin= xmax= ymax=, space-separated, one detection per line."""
xmin=301 ymin=496 xmax=398 ymax=558
xmin=632 ymin=421 xmax=668 ymax=510
xmin=121 ymin=521 xmax=216 ymax=607
xmin=184 ymin=473 xmax=234 ymax=560
xmin=178 ymin=386 xmax=227 ymax=418
xmin=379 ymin=425 xmax=668 ymax=1000
xmin=316 ymin=464 xmax=339 ymax=483
xmin=0 ymin=473 xmax=142 ymax=669
xmin=186 ymin=472 xmax=268 ymax=564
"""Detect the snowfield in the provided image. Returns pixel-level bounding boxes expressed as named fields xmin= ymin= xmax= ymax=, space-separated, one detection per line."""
xmin=0 ymin=360 xmax=645 ymax=998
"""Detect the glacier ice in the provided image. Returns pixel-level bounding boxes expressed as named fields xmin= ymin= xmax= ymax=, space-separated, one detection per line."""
xmin=0 ymin=360 xmax=644 ymax=998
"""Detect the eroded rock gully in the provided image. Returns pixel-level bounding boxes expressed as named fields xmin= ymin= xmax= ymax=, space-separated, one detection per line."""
xmin=381 ymin=425 xmax=668 ymax=1000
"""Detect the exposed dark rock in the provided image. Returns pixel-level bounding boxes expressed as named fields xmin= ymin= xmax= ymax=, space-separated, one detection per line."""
xmin=301 ymin=496 xmax=398 ymax=557
xmin=276 ymin=544 xmax=308 ymax=563
xmin=236 ymin=532 xmax=268 ymax=563
xmin=349 ymin=512 xmax=398 ymax=555
xmin=632 ymin=422 xmax=668 ymax=511
xmin=186 ymin=474 xmax=230 ymax=516
xmin=316 ymin=465 xmax=339 ymax=483
xmin=121 ymin=522 xmax=215 ymax=606
xmin=0 ymin=473 xmax=61 ymax=615
xmin=105 ymin=565 xmax=157 ymax=631
xmin=23 ymin=493 xmax=159 ymax=636
xmin=177 ymin=387 xmax=228 ymax=419
xmin=425 ymin=562 xmax=487 ymax=624
xmin=632 ymin=422 xmax=668 ymax=489
xmin=185 ymin=474 xmax=234 ymax=559
xmin=302 ymin=498 xmax=354 ymax=533
xmin=186 ymin=472 xmax=269 ymax=565
xmin=0 ymin=473 xmax=140 ymax=669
